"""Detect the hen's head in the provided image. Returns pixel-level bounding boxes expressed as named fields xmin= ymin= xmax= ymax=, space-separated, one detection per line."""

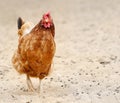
xmin=41 ymin=12 xmax=53 ymax=28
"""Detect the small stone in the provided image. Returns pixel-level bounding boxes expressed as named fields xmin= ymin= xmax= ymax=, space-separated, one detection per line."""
xmin=11 ymin=95 xmax=15 ymax=98
xmin=61 ymin=85 xmax=64 ymax=87
xmin=81 ymin=92 xmax=84 ymax=94
xmin=50 ymin=78 xmax=53 ymax=81
xmin=92 ymin=80 xmax=96 ymax=82
xmin=79 ymin=73 xmax=81 ymax=75
xmin=97 ymin=93 xmax=101 ymax=96
xmin=89 ymin=85 xmax=92 ymax=87
xmin=76 ymin=92 xmax=79 ymax=95
xmin=71 ymin=60 xmax=76 ymax=64
xmin=97 ymin=83 xmax=100 ymax=85
xmin=59 ymin=80 xmax=62 ymax=82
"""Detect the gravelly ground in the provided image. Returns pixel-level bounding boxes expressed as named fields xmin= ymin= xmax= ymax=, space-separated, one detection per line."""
xmin=0 ymin=0 xmax=120 ymax=103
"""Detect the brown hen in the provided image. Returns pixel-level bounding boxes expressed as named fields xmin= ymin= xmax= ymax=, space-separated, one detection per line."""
xmin=12 ymin=13 xmax=56 ymax=92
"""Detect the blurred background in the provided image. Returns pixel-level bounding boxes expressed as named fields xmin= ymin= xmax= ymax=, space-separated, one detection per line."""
xmin=0 ymin=0 xmax=120 ymax=103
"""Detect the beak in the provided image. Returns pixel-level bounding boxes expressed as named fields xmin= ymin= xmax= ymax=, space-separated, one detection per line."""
xmin=45 ymin=18 xmax=49 ymax=22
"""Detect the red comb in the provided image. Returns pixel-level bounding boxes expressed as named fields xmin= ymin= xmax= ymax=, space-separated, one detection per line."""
xmin=43 ymin=12 xmax=51 ymax=18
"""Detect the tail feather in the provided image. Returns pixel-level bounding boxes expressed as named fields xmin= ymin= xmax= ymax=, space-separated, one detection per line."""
xmin=17 ymin=17 xmax=24 ymax=29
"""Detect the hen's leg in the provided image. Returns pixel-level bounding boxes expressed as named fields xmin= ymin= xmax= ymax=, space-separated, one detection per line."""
xmin=26 ymin=75 xmax=35 ymax=92
xmin=36 ymin=79 xmax=41 ymax=93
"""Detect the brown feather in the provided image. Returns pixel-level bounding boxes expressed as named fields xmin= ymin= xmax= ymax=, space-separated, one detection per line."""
xmin=12 ymin=19 xmax=56 ymax=80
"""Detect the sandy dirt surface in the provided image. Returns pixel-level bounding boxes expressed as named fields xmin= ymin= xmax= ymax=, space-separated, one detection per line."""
xmin=0 ymin=0 xmax=120 ymax=103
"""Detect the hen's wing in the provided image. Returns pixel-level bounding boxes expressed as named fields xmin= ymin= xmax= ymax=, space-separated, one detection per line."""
xmin=18 ymin=31 xmax=55 ymax=78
